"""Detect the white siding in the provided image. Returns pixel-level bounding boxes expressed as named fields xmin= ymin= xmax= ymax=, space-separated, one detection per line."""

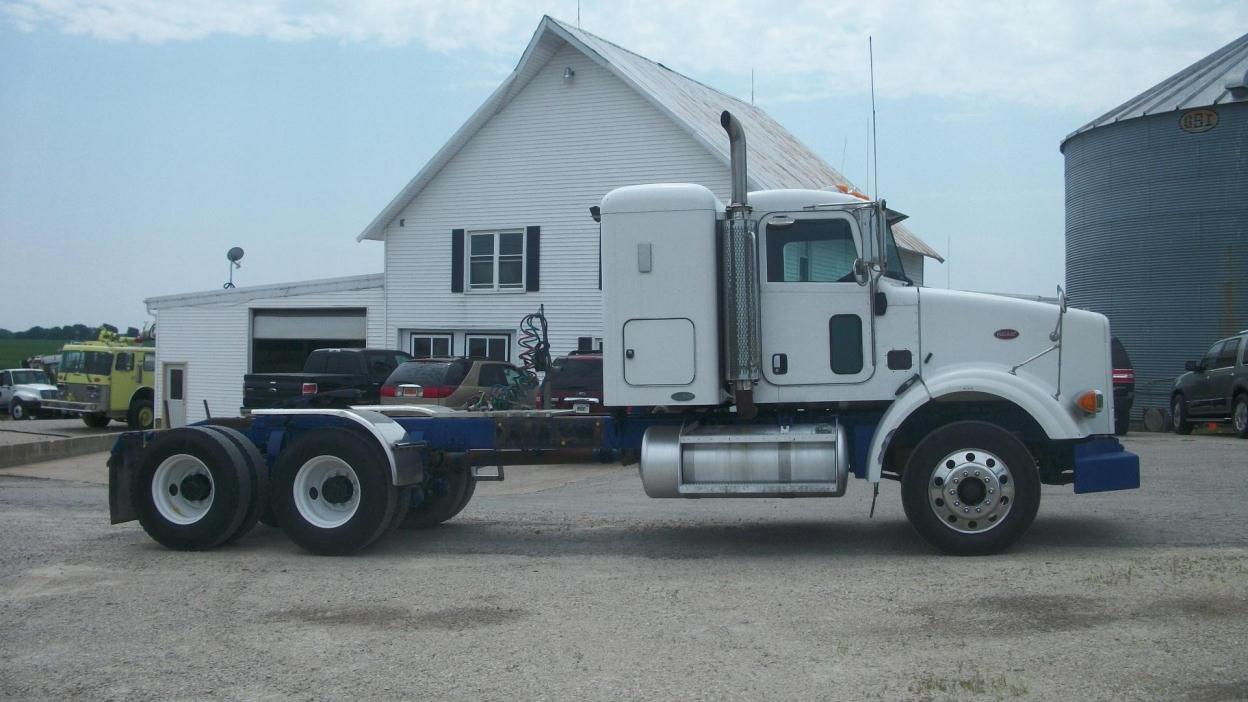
xmin=384 ymin=44 xmax=731 ymax=359
xmin=153 ymin=286 xmax=383 ymax=424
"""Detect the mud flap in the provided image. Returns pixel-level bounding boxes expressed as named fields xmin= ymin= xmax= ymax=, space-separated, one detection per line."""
xmin=107 ymin=432 xmax=149 ymax=524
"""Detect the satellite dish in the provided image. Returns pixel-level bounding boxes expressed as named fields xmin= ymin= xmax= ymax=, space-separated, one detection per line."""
xmin=224 ymin=247 xmax=245 ymax=289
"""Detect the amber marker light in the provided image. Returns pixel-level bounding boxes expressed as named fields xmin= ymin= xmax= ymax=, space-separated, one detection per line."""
xmin=1075 ymin=389 xmax=1104 ymax=415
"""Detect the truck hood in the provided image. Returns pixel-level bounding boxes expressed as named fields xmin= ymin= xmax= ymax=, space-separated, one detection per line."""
xmin=13 ymin=383 xmax=58 ymax=396
xmin=918 ymin=288 xmax=1114 ymax=435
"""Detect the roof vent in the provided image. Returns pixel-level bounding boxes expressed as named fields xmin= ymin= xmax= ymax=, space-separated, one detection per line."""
xmin=1226 ymin=69 xmax=1248 ymax=100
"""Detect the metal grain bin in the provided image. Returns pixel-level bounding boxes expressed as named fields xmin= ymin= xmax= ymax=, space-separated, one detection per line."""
xmin=1063 ymin=33 xmax=1248 ymax=421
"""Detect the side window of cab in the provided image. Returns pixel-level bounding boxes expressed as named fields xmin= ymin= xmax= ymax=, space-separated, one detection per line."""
xmin=765 ymin=218 xmax=858 ymax=283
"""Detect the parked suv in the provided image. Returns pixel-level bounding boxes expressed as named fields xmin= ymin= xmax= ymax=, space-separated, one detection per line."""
xmin=537 ymin=352 xmax=604 ymax=414
xmin=381 ymin=358 xmax=536 ymax=409
xmin=1111 ymin=338 xmax=1134 ymax=436
xmin=0 ymin=369 xmax=59 ymax=420
xmin=1171 ymin=330 xmax=1248 ymax=438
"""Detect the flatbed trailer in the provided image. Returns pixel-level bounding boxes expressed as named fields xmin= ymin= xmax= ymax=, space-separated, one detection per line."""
xmin=107 ymin=404 xmax=1138 ymax=556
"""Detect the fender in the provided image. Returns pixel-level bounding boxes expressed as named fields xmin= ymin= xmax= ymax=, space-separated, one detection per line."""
xmin=250 ymin=408 xmax=423 ymax=486
xmin=865 ymin=365 xmax=1085 ymax=482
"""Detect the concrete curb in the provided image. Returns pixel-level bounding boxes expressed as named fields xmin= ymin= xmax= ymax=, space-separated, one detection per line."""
xmin=0 ymin=433 xmax=121 ymax=469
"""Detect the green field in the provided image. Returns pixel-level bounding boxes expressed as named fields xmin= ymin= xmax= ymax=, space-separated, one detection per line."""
xmin=0 ymin=339 xmax=67 ymax=370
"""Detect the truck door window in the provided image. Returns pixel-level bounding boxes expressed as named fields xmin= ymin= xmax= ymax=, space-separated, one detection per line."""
xmin=1203 ymin=342 xmax=1223 ymax=369
xmin=1216 ymin=338 xmax=1240 ymax=369
xmin=143 ymin=355 xmax=155 ymax=373
xmin=1 ymin=371 xmax=9 ymax=387
xmin=115 ymin=353 xmax=133 ymax=372
xmin=766 ymin=219 xmax=857 ymax=283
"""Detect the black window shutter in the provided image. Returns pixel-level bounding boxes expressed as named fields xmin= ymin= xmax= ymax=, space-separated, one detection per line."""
xmin=525 ymin=226 xmax=541 ymax=292
xmin=451 ymin=229 xmax=465 ymax=293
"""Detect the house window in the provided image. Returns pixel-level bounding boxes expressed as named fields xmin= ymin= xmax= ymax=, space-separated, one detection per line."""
xmin=411 ymin=333 xmax=453 ymax=359
xmin=466 ymin=334 xmax=510 ymax=361
xmin=469 ymin=230 xmax=525 ymax=291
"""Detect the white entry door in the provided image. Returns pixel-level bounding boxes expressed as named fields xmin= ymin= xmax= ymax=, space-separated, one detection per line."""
xmin=164 ymin=363 xmax=187 ymax=428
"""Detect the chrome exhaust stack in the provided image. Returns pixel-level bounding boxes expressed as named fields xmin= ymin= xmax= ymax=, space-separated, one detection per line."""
xmin=719 ymin=111 xmax=761 ymax=419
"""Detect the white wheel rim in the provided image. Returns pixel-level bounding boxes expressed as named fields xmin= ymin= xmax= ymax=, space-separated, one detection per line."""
xmin=152 ymin=454 xmax=215 ymax=525
xmin=927 ymin=448 xmax=1016 ymax=534
xmin=293 ymin=455 xmax=360 ymax=529
xmin=12 ymin=404 xmax=23 ymax=419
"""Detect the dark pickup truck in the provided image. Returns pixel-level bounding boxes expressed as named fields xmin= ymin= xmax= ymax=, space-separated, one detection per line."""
xmin=243 ymin=348 xmax=413 ymax=411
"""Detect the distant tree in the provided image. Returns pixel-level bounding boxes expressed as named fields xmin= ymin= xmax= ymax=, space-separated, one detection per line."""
xmin=0 ymin=329 xmax=11 ymax=339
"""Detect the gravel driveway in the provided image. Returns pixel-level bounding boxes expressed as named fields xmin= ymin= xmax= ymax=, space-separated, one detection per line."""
xmin=0 ymin=433 xmax=1245 ymax=701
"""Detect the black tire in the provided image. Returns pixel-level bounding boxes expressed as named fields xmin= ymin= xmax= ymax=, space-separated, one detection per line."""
xmin=1233 ymin=394 xmax=1248 ymax=439
xmin=200 ymin=425 xmax=269 ymax=544
xmin=900 ymin=421 xmax=1041 ymax=556
xmin=259 ymin=503 xmax=280 ymax=528
xmin=1114 ymin=410 xmax=1130 ymax=436
xmin=1171 ymin=394 xmax=1193 ymax=435
xmin=10 ymin=400 xmax=31 ymax=420
xmin=386 ymin=486 xmax=414 ymax=535
xmin=271 ymin=428 xmax=398 ymax=555
xmin=83 ymin=413 xmax=111 ymax=428
xmin=127 ymin=398 xmax=155 ymax=430
xmin=401 ymin=459 xmax=471 ymax=530
xmin=132 ymin=427 xmax=253 ymax=551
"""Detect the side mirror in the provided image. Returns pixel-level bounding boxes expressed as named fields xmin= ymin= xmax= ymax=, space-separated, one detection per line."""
xmin=1185 ymin=360 xmax=1201 ymax=372
xmin=852 ymin=258 xmax=870 ymax=286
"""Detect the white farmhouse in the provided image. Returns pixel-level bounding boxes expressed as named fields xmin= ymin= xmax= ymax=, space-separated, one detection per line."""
xmin=147 ymin=16 xmax=940 ymax=426
xmin=364 ymin=16 xmax=941 ymax=361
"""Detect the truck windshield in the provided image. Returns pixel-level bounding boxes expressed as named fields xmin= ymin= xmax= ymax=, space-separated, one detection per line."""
xmin=10 ymin=370 xmax=50 ymax=385
xmin=61 ymin=351 xmax=113 ymax=376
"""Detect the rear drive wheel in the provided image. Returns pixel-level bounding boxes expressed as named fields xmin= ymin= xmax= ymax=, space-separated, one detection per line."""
xmin=272 ymin=428 xmax=398 ymax=555
xmin=401 ymin=458 xmax=471 ymax=529
xmin=1233 ymin=395 xmax=1248 ymax=439
xmin=1171 ymin=395 xmax=1193 ymax=435
xmin=132 ymin=427 xmax=253 ymax=550
xmin=901 ymin=421 xmax=1040 ymax=556
xmin=127 ymin=398 xmax=154 ymax=430
xmin=83 ymin=413 xmax=111 ymax=428
xmin=201 ymin=425 xmax=269 ymax=543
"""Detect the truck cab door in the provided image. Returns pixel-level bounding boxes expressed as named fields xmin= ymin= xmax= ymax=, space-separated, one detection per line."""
xmin=758 ymin=212 xmax=874 ymax=387
xmin=0 ymin=371 xmax=11 ymax=407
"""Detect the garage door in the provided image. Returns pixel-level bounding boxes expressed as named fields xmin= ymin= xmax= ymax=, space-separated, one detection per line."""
xmin=252 ymin=309 xmax=367 ymax=373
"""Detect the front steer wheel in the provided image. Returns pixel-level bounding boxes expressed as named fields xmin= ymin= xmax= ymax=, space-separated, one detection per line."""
xmin=900 ymin=421 xmax=1041 ymax=556
xmin=271 ymin=428 xmax=399 ymax=555
xmin=132 ymin=427 xmax=254 ymax=550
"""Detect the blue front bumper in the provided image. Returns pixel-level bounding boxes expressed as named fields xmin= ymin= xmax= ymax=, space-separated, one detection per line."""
xmin=1073 ymin=437 xmax=1140 ymax=494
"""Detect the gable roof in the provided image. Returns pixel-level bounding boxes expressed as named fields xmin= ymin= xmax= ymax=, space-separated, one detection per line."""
xmin=358 ymin=16 xmax=941 ymax=261
xmin=1063 ymin=32 xmax=1248 ymax=147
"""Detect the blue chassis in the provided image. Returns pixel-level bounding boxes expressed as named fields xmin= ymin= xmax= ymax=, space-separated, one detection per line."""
xmin=210 ymin=411 xmax=1137 ymax=491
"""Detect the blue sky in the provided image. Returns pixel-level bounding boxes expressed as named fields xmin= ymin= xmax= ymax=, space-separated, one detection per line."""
xmin=1 ymin=0 xmax=1244 ymax=330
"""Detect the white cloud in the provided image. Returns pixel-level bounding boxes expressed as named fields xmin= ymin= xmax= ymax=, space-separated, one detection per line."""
xmin=3 ymin=0 xmax=1244 ymax=112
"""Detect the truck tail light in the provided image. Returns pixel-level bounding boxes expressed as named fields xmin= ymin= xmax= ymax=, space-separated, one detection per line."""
xmin=1075 ymin=389 xmax=1104 ymax=415
xmin=421 ymin=385 xmax=455 ymax=399
xmin=301 ymin=383 xmax=318 ymax=396
xmin=380 ymin=384 xmax=396 ymax=398
xmin=1112 ymin=369 xmax=1135 ymax=384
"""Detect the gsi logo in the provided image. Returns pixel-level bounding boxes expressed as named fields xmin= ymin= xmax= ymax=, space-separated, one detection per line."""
xmin=1180 ymin=109 xmax=1218 ymax=134
xmin=994 ymin=329 xmax=1020 ymax=340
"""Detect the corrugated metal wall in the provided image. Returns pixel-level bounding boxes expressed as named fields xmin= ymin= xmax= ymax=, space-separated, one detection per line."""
xmin=1065 ymin=102 xmax=1247 ymax=418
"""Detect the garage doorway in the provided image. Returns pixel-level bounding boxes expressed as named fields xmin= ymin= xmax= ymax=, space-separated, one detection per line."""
xmin=251 ymin=309 xmax=367 ymax=373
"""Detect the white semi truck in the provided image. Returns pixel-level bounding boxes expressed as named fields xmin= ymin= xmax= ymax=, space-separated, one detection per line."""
xmin=107 ymin=111 xmax=1138 ymax=556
